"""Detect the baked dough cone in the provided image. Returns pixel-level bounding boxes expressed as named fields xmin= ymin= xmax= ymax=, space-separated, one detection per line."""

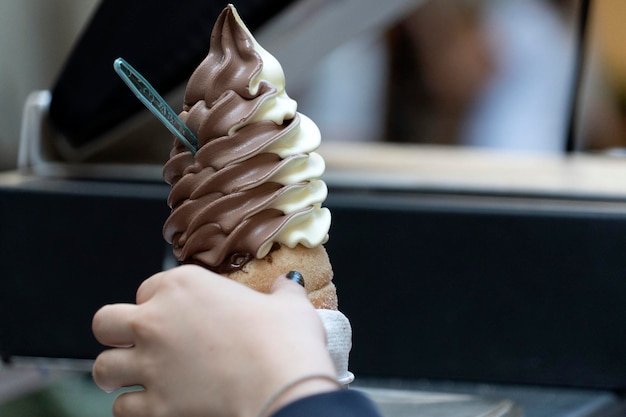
xmin=225 ymin=244 xmax=337 ymax=310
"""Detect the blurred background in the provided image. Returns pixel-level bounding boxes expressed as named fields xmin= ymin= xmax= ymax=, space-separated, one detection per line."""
xmin=4 ymin=0 xmax=626 ymax=416
xmin=0 ymin=0 xmax=99 ymax=169
xmin=3 ymin=0 xmax=626 ymax=171
xmin=296 ymin=0 xmax=626 ymax=153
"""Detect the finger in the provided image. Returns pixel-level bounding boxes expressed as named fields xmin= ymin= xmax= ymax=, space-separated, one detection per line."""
xmin=270 ymin=270 xmax=308 ymax=298
xmin=135 ymin=270 xmax=168 ymax=304
xmin=93 ymin=348 xmax=142 ymax=393
xmin=92 ymin=304 xmax=137 ymax=347
xmin=113 ymin=390 xmax=154 ymax=417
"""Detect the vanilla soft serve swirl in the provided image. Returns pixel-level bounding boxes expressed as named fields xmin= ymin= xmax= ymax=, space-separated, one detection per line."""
xmin=162 ymin=4 xmax=330 ymax=273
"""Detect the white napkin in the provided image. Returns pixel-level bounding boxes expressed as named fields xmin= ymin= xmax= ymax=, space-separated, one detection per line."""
xmin=317 ymin=309 xmax=354 ymax=385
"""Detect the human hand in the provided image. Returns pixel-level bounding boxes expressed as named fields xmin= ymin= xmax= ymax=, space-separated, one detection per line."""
xmin=92 ymin=265 xmax=338 ymax=417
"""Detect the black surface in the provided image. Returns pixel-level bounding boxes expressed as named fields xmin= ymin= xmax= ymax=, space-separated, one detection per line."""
xmin=0 ymin=183 xmax=170 ymax=359
xmin=48 ymin=0 xmax=295 ymax=151
xmin=2 ymin=179 xmax=626 ymax=390
xmin=326 ymin=192 xmax=626 ymax=390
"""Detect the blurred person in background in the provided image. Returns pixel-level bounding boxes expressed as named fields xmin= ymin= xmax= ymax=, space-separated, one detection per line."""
xmin=386 ymin=0 xmax=625 ymax=152
xmin=299 ymin=0 xmax=626 ymax=153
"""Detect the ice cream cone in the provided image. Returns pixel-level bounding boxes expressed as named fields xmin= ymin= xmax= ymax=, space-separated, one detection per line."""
xmin=159 ymin=3 xmax=350 ymax=381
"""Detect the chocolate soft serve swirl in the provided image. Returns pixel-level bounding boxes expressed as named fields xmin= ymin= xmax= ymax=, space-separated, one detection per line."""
xmin=162 ymin=5 xmax=331 ymax=273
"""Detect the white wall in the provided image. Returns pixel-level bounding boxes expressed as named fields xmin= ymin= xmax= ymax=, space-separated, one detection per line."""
xmin=0 ymin=0 xmax=99 ymax=170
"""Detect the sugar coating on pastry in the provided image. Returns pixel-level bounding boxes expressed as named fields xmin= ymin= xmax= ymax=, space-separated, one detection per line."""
xmin=226 ymin=244 xmax=337 ymax=310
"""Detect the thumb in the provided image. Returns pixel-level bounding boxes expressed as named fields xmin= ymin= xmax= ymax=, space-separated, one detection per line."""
xmin=270 ymin=270 xmax=308 ymax=299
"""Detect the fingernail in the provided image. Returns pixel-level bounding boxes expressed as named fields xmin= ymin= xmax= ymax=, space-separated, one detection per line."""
xmin=286 ymin=271 xmax=305 ymax=288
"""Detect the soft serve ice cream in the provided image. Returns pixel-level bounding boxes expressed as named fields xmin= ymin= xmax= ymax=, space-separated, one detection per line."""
xmin=162 ymin=4 xmax=337 ymax=310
